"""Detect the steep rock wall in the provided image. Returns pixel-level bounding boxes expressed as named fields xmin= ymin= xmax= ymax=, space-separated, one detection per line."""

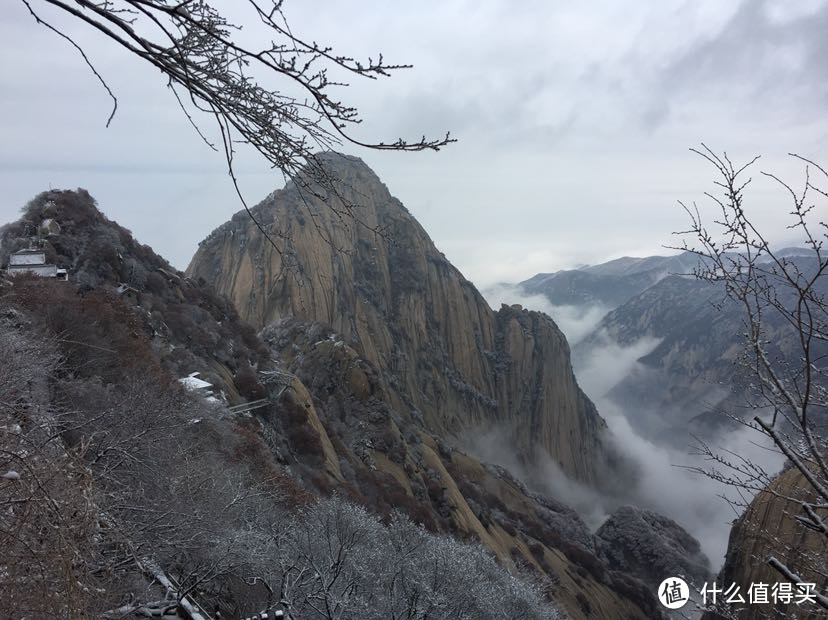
xmin=188 ymin=153 xmax=604 ymax=483
xmin=703 ymin=468 xmax=827 ymax=619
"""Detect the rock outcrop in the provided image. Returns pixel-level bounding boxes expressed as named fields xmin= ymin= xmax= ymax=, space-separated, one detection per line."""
xmin=188 ymin=152 xmax=605 ymax=483
xmin=596 ymin=505 xmax=712 ymax=589
xmin=703 ymin=467 xmax=827 ymax=619
xmin=0 ymin=189 xmax=271 ymax=404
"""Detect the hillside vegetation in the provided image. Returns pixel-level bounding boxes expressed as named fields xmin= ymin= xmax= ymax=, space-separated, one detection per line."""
xmin=0 ymin=185 xmax=672 ymax=618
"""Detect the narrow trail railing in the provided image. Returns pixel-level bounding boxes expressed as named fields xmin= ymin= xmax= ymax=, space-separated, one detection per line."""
xmin=226 ymin=398 xmax=271 ymax=415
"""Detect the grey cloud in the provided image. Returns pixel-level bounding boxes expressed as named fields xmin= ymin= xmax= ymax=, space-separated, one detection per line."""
xmin=3 ymin=1 xmax=828 ymax=285
xmin=647 ymin=0 xmax=828 ymax=127
xmin=0 ymin=160 xmax=224 ymax=175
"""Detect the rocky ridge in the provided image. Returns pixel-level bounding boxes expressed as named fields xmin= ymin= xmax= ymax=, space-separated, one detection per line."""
xmin=188 ymin=152 xmax=605 ymax=484
xmin=596 ymin=505 xmax=712 ymax=590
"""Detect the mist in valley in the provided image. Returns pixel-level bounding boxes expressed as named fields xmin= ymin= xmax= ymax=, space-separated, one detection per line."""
xmin=483 ymin=283 xmax=785 ymax=570
xmin=485 ymin=284 xmax=610 ymax=346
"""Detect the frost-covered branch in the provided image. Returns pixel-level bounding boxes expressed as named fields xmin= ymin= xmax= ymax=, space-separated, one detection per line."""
xmin=675 ymin=145 xmax=828 ymax=616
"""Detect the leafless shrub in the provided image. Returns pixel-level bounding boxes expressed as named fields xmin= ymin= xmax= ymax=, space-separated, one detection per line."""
xmin=675 ymin=145 xmax=828 ymax=613
xmin=250 ymin=495 xmax=564 ymax=620
xmin=0 ymin=324 xmax=102 ymax=618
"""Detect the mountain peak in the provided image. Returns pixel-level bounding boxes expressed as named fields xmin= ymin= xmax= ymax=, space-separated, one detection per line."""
xmin=188 ymin=162 xmax=607 ymax=483
xmin=312 ymin=149 xmax=370 ymax=169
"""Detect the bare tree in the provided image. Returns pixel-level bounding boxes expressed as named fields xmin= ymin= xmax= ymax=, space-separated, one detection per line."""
xmin=257 ymin=495 xmax=562 ymax=620
xmin=676 ymin=145 xmax=828 ymax=614
xmin=0 ymin=300 xmax=289 ymax=617
xmin=20 ymin=0 xmax=454 ymax=245
xmin=0 ymin=323 xmax=103 ymax=618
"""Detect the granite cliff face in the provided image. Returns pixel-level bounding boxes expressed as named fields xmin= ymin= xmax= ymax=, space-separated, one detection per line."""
xmin=258 ymin=317 xmax=660 ymax=620
xmin=188 ymin=152 xmax=605 ymax=483
xmin=703 ymin=468 xmax=827 ymax=619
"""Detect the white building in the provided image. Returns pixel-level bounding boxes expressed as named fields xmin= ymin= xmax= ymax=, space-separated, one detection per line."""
xmin=178 ymin=371 xmax=221 ymax=403
xmin=9 ymin=249 xmax=46 ymax=266
xmin=179 ymin=371 xmax=213 ymax=393
xmin=6 ymin=249 xmax=67 ymax=280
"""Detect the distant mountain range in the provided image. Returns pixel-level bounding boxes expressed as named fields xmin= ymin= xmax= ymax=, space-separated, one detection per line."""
xmin=521 ymin=252 xmax=702 ymax=308
xmin=522 ymin=248 xmax=816 ymax=309
xmin=516 ymin=248 xmax=822 ymax=444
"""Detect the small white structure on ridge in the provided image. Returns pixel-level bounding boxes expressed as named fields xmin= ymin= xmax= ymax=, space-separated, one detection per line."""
xmin=6 ymin=248 xmax=68 ymax=280
xmin=178 ymin=371 xmax=222 ymax=404
xmin=179 ymin=371 xmax=213 ymax=394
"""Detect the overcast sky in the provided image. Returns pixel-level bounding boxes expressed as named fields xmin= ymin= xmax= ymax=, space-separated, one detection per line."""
xmin=3 ymin=0 xmax=828 ymax=287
